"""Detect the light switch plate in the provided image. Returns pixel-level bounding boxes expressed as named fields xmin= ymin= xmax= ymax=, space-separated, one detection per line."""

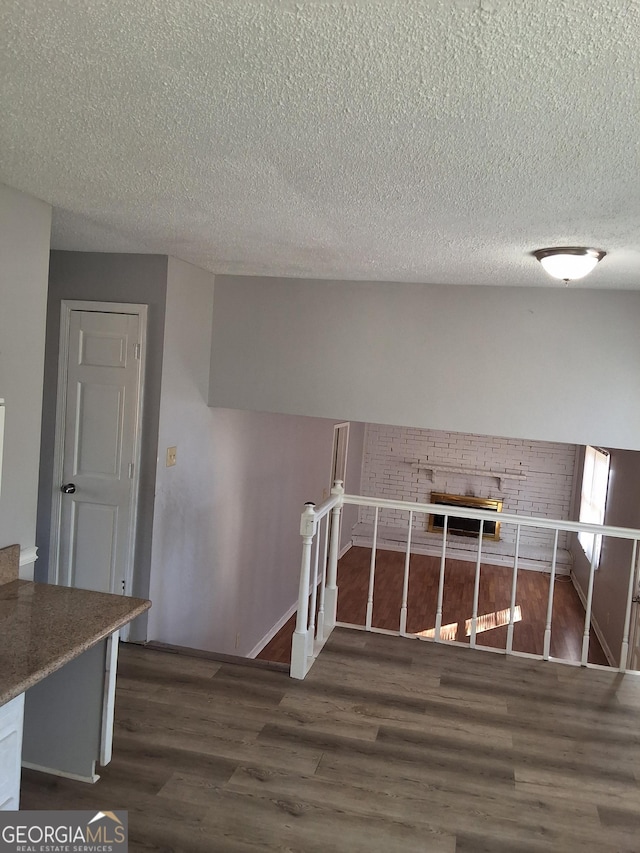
xmin=166 ymin=446 xmax=177 ymax=467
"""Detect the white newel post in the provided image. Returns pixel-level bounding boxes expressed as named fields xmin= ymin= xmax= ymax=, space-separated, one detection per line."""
xmin=619 ymin=540 xmax=638 ymax=672
xmin=324 ymin=480 xmax=344 ymax=635
xmin=290 ymin=502 xmax=317 ymax=680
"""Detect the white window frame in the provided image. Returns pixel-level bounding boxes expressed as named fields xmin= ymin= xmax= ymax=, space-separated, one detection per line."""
xmin=577 ymin=445 xmax=610 ymax=567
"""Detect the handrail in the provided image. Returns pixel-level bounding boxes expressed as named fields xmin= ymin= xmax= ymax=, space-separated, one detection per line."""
xmin=312 ymin=491 xmax=342 ymax=521
xmin=343 ymin=494 xmax=640 ymax=540
xmin=291 ymin=485 xmax=640 ymax=680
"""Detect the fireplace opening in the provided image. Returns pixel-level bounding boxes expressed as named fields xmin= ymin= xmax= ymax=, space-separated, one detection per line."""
xmin=428 ymin=492 xmax=503 ymax=541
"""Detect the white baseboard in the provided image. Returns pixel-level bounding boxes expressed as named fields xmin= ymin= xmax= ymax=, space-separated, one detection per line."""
xmin=569 ymin=570 xmax=616 ymax=666
xmin=248 ymin=600 xmax=298 ymax=659
xmin=352 ymin=535 xmax=570 ymax=574
xmin=22 ymin=760 xmax=99 ymax=785
xmin=248 ymin=543 xmax=352 ymax=659
xmin=339 ymin=541 xmax=352 ymax=559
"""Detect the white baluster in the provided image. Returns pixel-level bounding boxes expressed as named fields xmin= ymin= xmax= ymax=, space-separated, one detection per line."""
xmin=324 ymin=480 xmax=344 ymax=632
xmin=399 ymin=511 xmax=414 ymax=635
xmin=506 ymin=525 xmax=520 ymax=654
xmin=470 ymin=519 xmax=484 ymax=648
xmin=290 ymin=502 xmax=317 ymax=680
xmin=581 ymin=536 xmax=601 ymax=666
xmin=365 ymin=507 xmax=379 ymax=630
xmin=434 ymin=515 xmax=448 ymax=642
xmin=619 ymin=540 xmax=638 ymax=672
xmin=543 ymin=529 xmax=559 ymax=660
xmin=307 ymin=519 xmax=321 ymax=659
xmin=316 ymin=514 xmax=330 ymax=642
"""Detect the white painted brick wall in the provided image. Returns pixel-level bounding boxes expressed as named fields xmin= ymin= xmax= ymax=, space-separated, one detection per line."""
xmin=359 ymin=424 xmax=578 ymax=551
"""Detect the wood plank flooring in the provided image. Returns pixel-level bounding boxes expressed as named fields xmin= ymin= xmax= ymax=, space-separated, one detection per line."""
xmin=21 ymin=631 xmax=640 ymax=852
xmin=259 ymin=547 xmax=608 ymax=666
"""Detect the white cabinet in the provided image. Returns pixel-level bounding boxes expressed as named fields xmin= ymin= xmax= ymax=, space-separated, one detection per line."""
xmin=0 ymin=692 xmax=25 ymax=810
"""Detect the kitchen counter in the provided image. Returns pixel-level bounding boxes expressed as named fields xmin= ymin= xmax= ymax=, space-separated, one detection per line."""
xmin=0 ymin=543 xmax=151 ymax=804
xmin=0 ymin=579 xmax=150 ymax=706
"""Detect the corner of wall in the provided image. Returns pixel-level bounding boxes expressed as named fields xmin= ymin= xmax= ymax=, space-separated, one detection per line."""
xmin=0 ymin=183 xmax=52 ymax=561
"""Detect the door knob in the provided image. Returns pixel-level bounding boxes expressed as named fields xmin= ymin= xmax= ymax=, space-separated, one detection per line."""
xmin=61 ymin=483 xmax=76 ymax=494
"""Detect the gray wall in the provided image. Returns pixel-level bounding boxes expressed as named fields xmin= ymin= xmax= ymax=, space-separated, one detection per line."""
xmin=36 ymin=254 xmax=363 ymax=655
xmin=147 ymin=258 xmax=358 ymax=655
xmin=209 ymin=276 xmax=640 ymax=451
xmin=572 ymin=447 xmax=640 ymax=666
xmin=36 ymin=251 xmax=168 ymax=639
xmin=0 ymin=183 xmax=52 ymax=578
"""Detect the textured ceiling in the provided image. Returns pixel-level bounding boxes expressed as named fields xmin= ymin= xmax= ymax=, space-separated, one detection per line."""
xmin=1 ymin=0 xmax=639 ymax=287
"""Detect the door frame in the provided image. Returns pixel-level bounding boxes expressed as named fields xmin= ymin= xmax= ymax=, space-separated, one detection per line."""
xmin=329 ymin=422 xmax=350 ymax=490
xmin=48 ymin=301 xmax=148 ymax=606
xmin=328 ymin=422 xmax=350 ymax=551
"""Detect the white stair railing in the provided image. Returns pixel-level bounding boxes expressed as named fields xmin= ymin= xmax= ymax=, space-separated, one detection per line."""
xmin=291 ymin=490 xmax=640 ymax=679
xmin=290 ymin=481 xmax=344 ymax=679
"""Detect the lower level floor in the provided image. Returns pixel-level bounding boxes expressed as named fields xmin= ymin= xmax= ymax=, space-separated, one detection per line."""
xmin=259 ymin=546 xmax=608 ymax=666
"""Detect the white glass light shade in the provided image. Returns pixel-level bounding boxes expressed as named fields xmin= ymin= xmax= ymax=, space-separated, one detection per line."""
xmin=533 ymin=247 xmax=606 ymax=281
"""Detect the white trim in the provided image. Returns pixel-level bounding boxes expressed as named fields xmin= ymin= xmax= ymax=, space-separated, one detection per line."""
xmin=629 ymin=606 xmax=640 ymax=672
xmin=48 ymin=302 xmax=147 ymax=630
xmin=350 ymin=532 xmax=571 ymax=574
xmin=19 ymin=546 xmax=38 ymax=567
xmin=100 ymin=631 xmax=119 ymax=766
xmin=48 ymin=302 xmax=72 ymax=585
xmin=336 ymin=621 xmax=400 ymax=637
xmin=333 ymin=621 xmax=616 ymax=672
xmin=569 ymin=569 xmax=616 ymax=666
xmin=330 ymin=422 xmax=350 ymax=487
xmin=338 ymin=541 xmax=352 ymax=559
xmin=619 ymin=665 xmax=640 ymax=678
xmin=330 ymin=421 xmax=350 ymax=556
xmin=249 ymin=547 xmax=347 ymax=658
xmin=248 ymin=600 xmax=298 ymax=659
xmin=21 ymin=760 xmax=99 ymax=784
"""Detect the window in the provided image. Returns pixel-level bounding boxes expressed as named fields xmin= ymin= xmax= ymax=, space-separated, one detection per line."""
xmin=577 ymin=446 xmax=610 ymax=566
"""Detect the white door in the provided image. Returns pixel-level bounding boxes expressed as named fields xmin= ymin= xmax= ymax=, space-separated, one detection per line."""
xmin=51 ymin=304 xmax=145 ymax=596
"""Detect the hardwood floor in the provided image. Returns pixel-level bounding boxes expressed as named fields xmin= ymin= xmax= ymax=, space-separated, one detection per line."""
xmin=21 ymin=631 xmax=640 ymax=852
xmin=258 ymin=546 xmax=609 ymax=666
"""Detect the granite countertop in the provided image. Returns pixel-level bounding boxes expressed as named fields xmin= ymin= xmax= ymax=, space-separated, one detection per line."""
xmin=0 ymin=579 xmax=150 ymax=705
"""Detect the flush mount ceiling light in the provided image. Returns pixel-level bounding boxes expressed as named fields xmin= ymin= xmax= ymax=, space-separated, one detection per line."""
xmin=533 ymin=247 xmax=606 ymax=282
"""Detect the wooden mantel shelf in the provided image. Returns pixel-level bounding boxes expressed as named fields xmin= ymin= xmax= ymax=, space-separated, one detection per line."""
xmin=409 ymin=460 xmax=526 ymax=491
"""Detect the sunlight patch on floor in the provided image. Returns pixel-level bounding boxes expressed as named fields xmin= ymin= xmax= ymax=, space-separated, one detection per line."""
xmin=417 ymin=622 xmax=458 ymax=641
xmin=465 ymin=605 xmax=522 ymax=636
